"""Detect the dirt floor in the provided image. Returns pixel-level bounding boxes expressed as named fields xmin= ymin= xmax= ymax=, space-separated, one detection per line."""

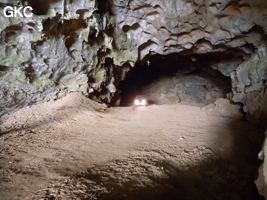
xmin=0 ymin=93 xmax=265 ymax=200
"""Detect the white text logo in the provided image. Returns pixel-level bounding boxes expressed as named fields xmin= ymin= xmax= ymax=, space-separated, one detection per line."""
xmin=3 ymin=6 xmax=33 ymax=18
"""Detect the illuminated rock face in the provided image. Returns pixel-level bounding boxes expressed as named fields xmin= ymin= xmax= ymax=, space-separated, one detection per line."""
xmin=113 ymin=0 xmax=267 ymax=60
xmin=0 ymin=0 xmax=119 ymax=115
xmin=0 ymin=0 xmax=266 ymax=121
xmin=0 ymin=0 xmax=267 ymax=196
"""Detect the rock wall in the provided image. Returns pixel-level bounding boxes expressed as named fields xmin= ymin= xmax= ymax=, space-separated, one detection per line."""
xmin=230 ymin=44 xmax=267 ymax=127
xmin=113 ymin=0 xmax=267 ymax=59
xmin=0 ymin=0 xmax=121 ymax=116
xmin=1 ymin=0 xmax=267 ymax=198
xmin=1 ymin=0 xmax=267 ymax=116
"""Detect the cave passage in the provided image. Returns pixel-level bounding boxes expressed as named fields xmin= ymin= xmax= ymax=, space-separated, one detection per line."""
xmin=118 ymin=53 xmax=232 ymax=106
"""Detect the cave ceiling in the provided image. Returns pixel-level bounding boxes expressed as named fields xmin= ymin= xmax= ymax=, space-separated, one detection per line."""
xmin=0 ymin=0 xmax=267 ymax=119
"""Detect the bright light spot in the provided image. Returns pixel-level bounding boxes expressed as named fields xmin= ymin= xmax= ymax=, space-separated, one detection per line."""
xmin=134 ymin=98 xmax=147 ymax=106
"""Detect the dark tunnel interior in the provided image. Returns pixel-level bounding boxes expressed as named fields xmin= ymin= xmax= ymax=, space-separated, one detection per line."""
xmin=118 ymin=53 xmax=234 ymax=107
xmin=0 ymin=1 xmax=267 ymax=199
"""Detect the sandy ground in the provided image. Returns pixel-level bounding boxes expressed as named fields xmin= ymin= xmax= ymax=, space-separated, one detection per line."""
xmin=0 ymin=93 xmax=265 ymax=200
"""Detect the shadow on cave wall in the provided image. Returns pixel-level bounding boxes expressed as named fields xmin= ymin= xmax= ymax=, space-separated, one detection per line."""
xmin=18 ymin=0 xmax=61 ymax=15
xmin=118 ymin=53 xmax=234 ymax=106
xmin=0 ymin=0 xmax=60 ymax=17
xmin=70 ymin=119 xmax=265 ymax=200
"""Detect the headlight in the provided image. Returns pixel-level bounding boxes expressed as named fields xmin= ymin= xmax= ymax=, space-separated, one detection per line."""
xmin=134 ymin=98 xmax=146 ymax=106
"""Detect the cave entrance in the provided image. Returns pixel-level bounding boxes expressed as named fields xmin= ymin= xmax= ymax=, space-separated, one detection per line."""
xmin=118 ymin=53 xmax=233 ymax=107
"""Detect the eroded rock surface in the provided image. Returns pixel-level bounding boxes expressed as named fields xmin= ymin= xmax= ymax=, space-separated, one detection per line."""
xmin=0 ymin=0 xmax=267 ymax=198
xmin=230 ymin=44 xmax=267 ymax=127
xmin=1 ymin=0 xmax=267 ymax=117
xmin=0 ymin=0 xmax=120 ymax=116
xmin=113 ymin=0 xmax=267 ymax=60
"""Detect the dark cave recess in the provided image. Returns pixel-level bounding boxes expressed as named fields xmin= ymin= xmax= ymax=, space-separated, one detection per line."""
xmin=118 ymin=53 xmax=241 ymax=106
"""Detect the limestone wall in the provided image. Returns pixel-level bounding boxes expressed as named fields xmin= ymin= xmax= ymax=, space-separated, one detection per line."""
xmin=1 ymin=0 xmax=267 ymax=116
xmin=1 ymin=0 xmax=267 ymax=197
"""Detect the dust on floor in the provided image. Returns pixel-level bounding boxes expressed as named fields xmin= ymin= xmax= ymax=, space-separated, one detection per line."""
xmin=0 ymin=93 xmax=264 ymax=200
